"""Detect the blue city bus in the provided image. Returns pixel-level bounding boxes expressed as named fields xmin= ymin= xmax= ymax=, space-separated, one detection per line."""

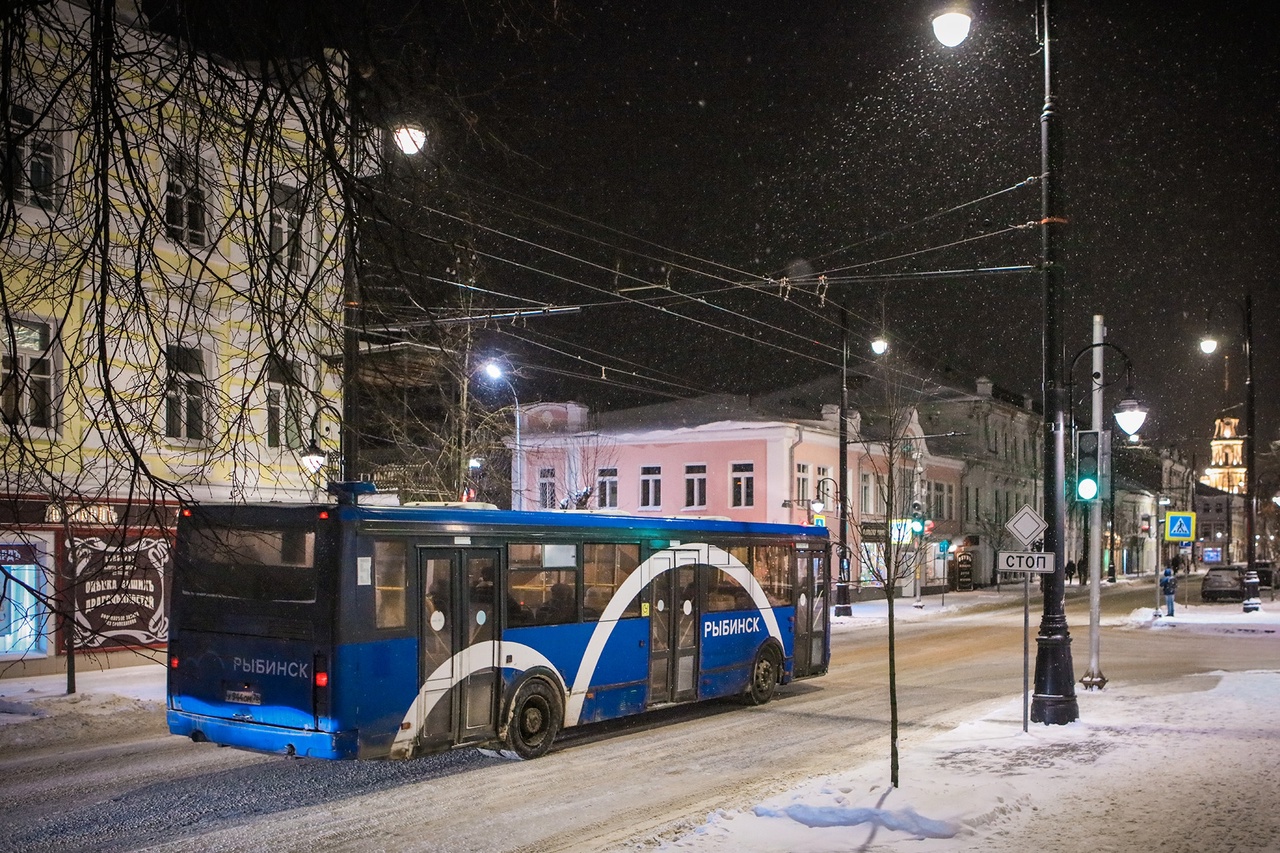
xmin=166 ymin=489 xmax=829 ymax=760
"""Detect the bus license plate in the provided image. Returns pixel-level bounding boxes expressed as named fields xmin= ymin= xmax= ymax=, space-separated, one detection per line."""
xmin=225 ymin=688 xmax=262 ymax=705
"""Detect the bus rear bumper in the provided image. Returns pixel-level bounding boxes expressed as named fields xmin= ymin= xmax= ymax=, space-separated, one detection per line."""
xmin=168 ymin=709 xmax=358 ymax=760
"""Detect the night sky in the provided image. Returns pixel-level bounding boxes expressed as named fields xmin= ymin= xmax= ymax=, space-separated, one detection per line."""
xmin=150 ymin=0 xmax=1280 ymax=458
xmin=433 ymin=1 xmax=1278 ymax=462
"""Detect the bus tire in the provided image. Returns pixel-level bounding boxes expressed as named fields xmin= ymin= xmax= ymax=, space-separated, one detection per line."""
xmin=744 ymin=644 xmax=780 ymax=706
xmin=504 ymin=678 xmax=562 ymax=760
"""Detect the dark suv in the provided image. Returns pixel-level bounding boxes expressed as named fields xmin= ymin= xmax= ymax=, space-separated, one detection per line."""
xmin=1200 ymin=566 xmax=1244 ymax=602
xmin=1200 ymin=561 xmax=1275 ymax=602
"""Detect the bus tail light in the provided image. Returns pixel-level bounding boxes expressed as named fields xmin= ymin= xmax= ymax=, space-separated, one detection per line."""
xmin=169 ymin=655 xmax=180 ymax=669
xmin=313 ymin=653 xmax=331 ymax=718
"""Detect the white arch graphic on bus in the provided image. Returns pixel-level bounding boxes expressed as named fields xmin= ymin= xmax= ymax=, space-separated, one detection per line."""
xmin=564 ymin=543 xmax=783 ymax=726
xmin=391 ymin=640 xmax=564 ymax=757
xmin=391 ymin=541 xmax=784 ymax=751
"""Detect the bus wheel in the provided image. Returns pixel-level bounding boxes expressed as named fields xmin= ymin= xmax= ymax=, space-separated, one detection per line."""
xmin=744 ymin=646 xmax=780 ymax=706
xmin=505 ymin=679 xmax=562 ymax=760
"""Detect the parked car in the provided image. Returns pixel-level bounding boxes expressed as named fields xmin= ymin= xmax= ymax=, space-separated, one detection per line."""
xmin=1201 ymin=566 xmax=1244 ymax=602
xmin=1200 ymin=561 xmax=1275 ymax=602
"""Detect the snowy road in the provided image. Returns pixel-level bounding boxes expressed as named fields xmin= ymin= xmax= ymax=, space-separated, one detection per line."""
xmin=0 ymin=583 xmax=1272 ymax=852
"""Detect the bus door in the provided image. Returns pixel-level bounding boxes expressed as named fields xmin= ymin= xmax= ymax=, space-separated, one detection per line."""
xmin=417 ymin=548 xmax=501 ymax=747
xmin=648 ymin=550 xmax=699 ymax=706
xmin=792 ymin=548 xmax=828 ymax=677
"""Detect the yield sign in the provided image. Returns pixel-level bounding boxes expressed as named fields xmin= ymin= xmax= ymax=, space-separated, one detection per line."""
xmin=1006 ymin=505 xmax=1047 ymax=548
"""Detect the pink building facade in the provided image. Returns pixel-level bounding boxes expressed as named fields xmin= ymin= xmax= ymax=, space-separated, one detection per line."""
xmin=510 ymin=396 xmax=966 ymax=598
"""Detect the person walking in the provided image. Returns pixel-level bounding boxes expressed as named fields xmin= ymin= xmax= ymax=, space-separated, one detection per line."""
xmin=1065 ymin=560 xmax=1076 ymax=585
xmin=1160 ymin=567 xmax=1178 ymax=617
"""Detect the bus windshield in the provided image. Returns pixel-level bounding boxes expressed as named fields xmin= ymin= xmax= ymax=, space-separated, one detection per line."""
xmin=181 ymin=524 xmax=317 ymax=603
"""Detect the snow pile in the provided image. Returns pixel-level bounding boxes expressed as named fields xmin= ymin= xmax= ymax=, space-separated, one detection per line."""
xmin=1124 ymin=602 xmax=1280 ymax=636
xmin=0 ymin=689 xmax=165 ymax=751
xmin=663 ymin=668 xmax=1280 ymax=852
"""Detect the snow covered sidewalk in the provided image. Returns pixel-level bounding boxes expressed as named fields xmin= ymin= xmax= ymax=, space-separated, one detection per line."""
xmin=664 ymin=605 xmax=1280 ymax=853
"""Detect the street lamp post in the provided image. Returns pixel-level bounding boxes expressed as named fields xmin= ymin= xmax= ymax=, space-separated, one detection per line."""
xmin=1199 ymin=291 xmax=1258 ymax=611
xmin=935 ymin=0 xmax=1075 ymax=723
xmin=483 ymin=362 xmax=523 ymax=511
xmin=837 ymin=295 xmax=852 ymax=613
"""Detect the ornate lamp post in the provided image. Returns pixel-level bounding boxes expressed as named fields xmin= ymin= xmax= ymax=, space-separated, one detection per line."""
xmin=933 ymin=0 xmax=1075 ymax=722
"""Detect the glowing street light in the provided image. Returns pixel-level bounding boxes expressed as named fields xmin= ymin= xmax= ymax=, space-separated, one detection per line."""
xmin=392 ymin=123 xmax=428 ymax=156
xmin=930 ymin=5 xmax=972 ymax=48
xmin=483 ymin=362 xmax=524 ymax=510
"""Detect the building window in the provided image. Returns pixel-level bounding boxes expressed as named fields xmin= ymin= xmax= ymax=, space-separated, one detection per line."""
xmin=596 ymin=468 xmax=618 ymax=508
xmin=685 ymin=464 xmax=707 ymax=508
xmin=165 ymin=152 xmax=206 ymax=247
xmin=2 ymin=104 xmax=58 ymax=211
xmin=266 ymin=356 xmax=304 ymax=449
xmin=816 ymin=466 xmax=832 ymax=505
xmin=270 ymin=184 xmax=305 ymax=273
xmin=731 ymin=462 xmax=754 ymax=508
xmin=795 ymin=463 xmax=810 ymax=502
xmin=164 ymin=344 xmax=206 ymax=440
xmin=639 ymin=466 xmax=661 ymax=508
xmin=1 ymin=319 xmax=53 ymax=429
xmin=929 ymin=481 xmax=955 ymax=520
xmin=538 ymin=467 xmax=557 ymax=509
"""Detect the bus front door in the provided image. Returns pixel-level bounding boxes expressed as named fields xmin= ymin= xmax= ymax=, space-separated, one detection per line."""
xmin=418 ymin=549 xmax=501 ymax=748
xmin=647 ymin=551 xmax=698 ymax=706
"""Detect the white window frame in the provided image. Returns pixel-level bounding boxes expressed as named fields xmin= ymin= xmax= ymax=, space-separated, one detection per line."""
xmin=596 ymin=467 xmax=618 ymax=509
xmin=639 ymin=465 xmax=662 ymax=509
xmin=795 ymin=462 xmax=810 ymax=503
xmin=165 ymin=151 xmax=207 ymax=247
xmin=164 ymin=344 xmax=208 ymax=441
xmin=266 ymin=356 xmax=305 ymax=450
xmin=269 ymin=183 xmax=306 ymax=274
xmin=3 ymin=103 xmax=60 ymax=212
xmin=1 ymin=318 xmax=55 ymax=432
xmin=538 ymin=467 xmax=557 ymax=509
xmin=684 ymin=464 xmax=707 ymax=509
xmin=730 ymin=462 xmax=754 ymax=508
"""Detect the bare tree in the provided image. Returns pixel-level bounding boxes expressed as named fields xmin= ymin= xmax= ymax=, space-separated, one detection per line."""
xmin=0 ymin=0 xmax=562 ymax=682
xmin=850 ymin=358 xmax=932 ymax=789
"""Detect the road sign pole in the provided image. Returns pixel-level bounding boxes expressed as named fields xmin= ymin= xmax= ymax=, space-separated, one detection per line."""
xmin=1023 ymin=571 xmax=1030 ymax=733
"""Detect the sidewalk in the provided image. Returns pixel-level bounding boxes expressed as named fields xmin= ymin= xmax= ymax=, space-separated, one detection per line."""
xmin=0 ymin=660 xmax=166 ymax=708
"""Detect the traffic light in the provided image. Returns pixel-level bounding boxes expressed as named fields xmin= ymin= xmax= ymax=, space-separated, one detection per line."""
xmin=909 ymin=500 xmax=925 ymax=535
xmin=1075 ymin=430 xmax=1101 ymax=501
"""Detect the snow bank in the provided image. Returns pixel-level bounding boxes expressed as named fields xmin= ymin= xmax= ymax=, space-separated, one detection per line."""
xmin=663 ymin=668 xmax=1280 ymax=852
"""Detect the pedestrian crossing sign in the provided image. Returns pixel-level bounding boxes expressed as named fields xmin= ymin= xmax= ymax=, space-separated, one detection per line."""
xmin=1165 ymin=512 xmax=1195 ymax=542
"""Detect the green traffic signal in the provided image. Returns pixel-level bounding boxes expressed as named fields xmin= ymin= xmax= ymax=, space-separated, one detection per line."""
xmin=1075 ymin=429 xmax=1101 ymax=502
xmin=909 ymin=500 xmax=925 ymax=535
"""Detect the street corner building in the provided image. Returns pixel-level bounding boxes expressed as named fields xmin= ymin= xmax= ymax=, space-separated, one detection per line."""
xmin=1 ymin=0 xmax=357 ymax=674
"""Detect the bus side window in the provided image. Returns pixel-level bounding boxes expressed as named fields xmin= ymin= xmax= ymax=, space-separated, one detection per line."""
xmin=372 ymin=539 xmax=407 ymax=629
xmin=751 ymin=544 xmax=794 ymax=607
xmin=583 ymin=542 xmax=641 ymax=620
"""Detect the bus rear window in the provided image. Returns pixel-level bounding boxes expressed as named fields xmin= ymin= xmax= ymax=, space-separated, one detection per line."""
xmin=181 ymin=525 xmax=317 ymax=603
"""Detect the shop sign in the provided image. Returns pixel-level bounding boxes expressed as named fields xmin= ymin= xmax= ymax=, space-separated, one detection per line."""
xmin=68 ymin=536 xmax=170 ymax=648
